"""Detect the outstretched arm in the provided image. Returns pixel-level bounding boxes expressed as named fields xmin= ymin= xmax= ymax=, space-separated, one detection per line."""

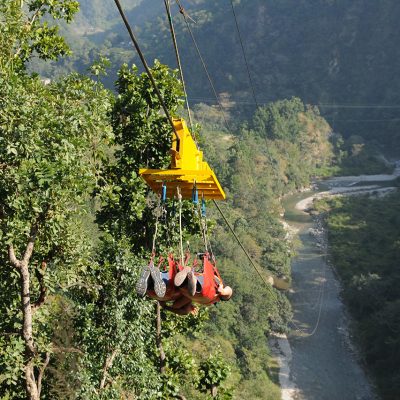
xmin=160 ymin=296 xmax=197 ymax=315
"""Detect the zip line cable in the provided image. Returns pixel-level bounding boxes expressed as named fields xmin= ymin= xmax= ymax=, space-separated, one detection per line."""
xmin=175 ymin=0 xmax=233 ymax=132
xmin=171 ymin=2 xmax=283 ymax=277
xmin=229 ymin=0 xmax=260 ymax=108
xmin=164 ymin=0 xmax=194 ymax=132
xmin=113 ymin=0 xmax=278 ymax=291
xmin=113 ymin=0 xmax=178 ymax=136
xmin=212 ymin=200 xmax=274 ymax=289
xmin=290 ymin=252 xmax=328 ymax=337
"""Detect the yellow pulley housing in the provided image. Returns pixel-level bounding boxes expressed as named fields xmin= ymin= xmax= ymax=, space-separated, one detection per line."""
xmin=139 ymin=118 xmax=226 ymax=200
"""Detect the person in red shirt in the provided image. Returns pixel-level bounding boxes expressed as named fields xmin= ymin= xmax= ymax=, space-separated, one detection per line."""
xmin=175 ymin=253 xmax=233 ymax=306
xmin=137 ymin=253 xmax=232 ymax=315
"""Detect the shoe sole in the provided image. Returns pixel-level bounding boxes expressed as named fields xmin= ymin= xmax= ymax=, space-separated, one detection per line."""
xmin=149 ymin=264 xmax=166 ymax=298
xmin=136 ymin=266 xmax=151 ymax=297
xmin=174 ymin=266 xmax=191 ymax=287
xmin=187 ymin=270 xmax=197 ymax=297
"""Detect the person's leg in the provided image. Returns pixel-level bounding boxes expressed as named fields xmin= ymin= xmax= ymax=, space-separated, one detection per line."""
xmin=196 ymin=275 xmax=204 ymax=293
xmin=187 ymin=270 xmax=197 ymax=296
xmin=169 ymin=295 xmax=192 ymax=309
xmin=161 ymin=271 xmax=170 ymax=285
xmin=161 ymin=296 xmax=196 ymax=315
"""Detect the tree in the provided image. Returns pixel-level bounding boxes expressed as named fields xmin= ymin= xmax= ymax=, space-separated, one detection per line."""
xmin=0 ymin=0 xmax=79 ymax=73
xmin=0 ymin=71 xmax=112 ymax=400
xmin=87 ymin=62 xmax=217 ymax=399
xmin=0 ymin=2 xmax=112 ymax=399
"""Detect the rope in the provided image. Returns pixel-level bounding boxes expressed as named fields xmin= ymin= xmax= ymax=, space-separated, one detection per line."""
xmin=229 ymin=0 xmax=259 ymax=108
xmin=152 ymin=196 xmax=162 ymax=253
xmin=113 ymin=0 xmax=178 ymax=136
xmin=212 ymin=200 xmax=273 ymax=288
xmin=196 ymin=202 xmax=209 ymax=253
xmin=289 ymin=240 xmax=329 ymax=337
xmin=164 ymin=0 xmax=194 ymax=132
xmin=175 ymin=0 xmax=232 ymax=132
xmin=177 ymin=187 xmax=184 ymax=264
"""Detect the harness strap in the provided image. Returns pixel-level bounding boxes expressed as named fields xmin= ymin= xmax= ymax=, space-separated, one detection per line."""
xmin=201 ymin=254 xmax=217 ymax=300
xmin=168 ymin=254 xmax=177 ymax=281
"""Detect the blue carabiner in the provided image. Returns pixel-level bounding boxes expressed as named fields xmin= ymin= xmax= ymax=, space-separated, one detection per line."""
xmin=161 ymin=183 xmax=167 ymax=203
xmin=201 ymin=198 xmax=206 ymax=217
xmin=192 ymin=186 xmax=199 ymax=205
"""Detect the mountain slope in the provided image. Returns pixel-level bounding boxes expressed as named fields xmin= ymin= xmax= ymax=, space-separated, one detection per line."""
xmin=33 ymin=0 xmax=400 ymax=149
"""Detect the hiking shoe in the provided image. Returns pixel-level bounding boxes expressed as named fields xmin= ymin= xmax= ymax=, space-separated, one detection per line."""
xmin=149 ymin=262 xmax=166 ymax=298
xmin=187 ymin=270 xmax=197 ymax=297
xmin=136 ymin=265 xmax=151 ymax=297
xmin=174 ymin=266 xmax=191 ymax=287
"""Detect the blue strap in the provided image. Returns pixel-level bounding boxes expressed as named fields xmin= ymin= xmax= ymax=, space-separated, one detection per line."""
xmin=192 ymin=186 xmax=199 ymax=204
xmin=161 ymin=183 xmax=167 ymax=203
xmin=201 ymin=198 xmax=206 ymax=217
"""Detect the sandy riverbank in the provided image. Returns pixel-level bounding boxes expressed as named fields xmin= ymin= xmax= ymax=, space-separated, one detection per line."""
xmin=295 ymin=185 xmax=397 ymax=212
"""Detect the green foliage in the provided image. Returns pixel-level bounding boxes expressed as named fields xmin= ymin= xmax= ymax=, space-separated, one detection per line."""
xmin=0 ymin=0 xmax=79 ymax=72
xmin=88 ymin=55 xmax=111 ymax=77
xmin=0 ymin=72 xmax=112 ymax=247
xmin=0 ymin=69 xmax=112 ymax=398
xmin=197 ymin=350 xmax=232 ymax=398
xmin=194 ymin=98 xmax=334 ymax=398
xmin=69 ymin=236 xmax=161 ymax=399
xmin=252 ymin=98 xmax=306 ymax=141
xmin=337 ymin=135 xmax=391 ymax=175
xmin=315 ymin=191 xmax=400 ymax=399
xmin=0 ymin=4 xmax=113 ymax=396
xmin=97 ymin=61 xmax=184 ymax=245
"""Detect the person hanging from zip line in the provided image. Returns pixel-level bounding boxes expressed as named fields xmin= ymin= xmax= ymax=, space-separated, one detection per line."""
xmin=135 ymin=171 xmax=232 ymax=313
xmin=136 ymin=254 xmax=198 ymax=315
xmin=136 ymin=251 xmax=233 ymax=315
xmin=174 ymin=252 xmax=233 ymax=305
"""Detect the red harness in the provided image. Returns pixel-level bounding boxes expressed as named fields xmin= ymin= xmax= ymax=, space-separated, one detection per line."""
xmin=181 ymin=254 xmax=222 ymax=305
xmin=200 ymin=255 xmax=218 ymax=302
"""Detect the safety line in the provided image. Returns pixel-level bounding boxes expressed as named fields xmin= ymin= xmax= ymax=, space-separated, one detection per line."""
xmin=212 ymin=200 xmax=274 ymax=289
xmin=290 ymin=257 xmax=327 ymax=337
xmin=175 ymin=0 xmax=232 ymax=132
xmin=113 ymin=0 xmax=178 ymax=136
xmin=177 ymin=188 xmax=184 ymax=264
xmin=114 ymin=0 xmax=277 ymax=291
xmin=164 ymin=0 xmax=194 ymax=132
xmin=229 ymin=0 xmax=259 ymax=108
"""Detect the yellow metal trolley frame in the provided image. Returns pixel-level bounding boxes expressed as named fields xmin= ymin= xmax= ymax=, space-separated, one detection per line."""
xmin=139 ymin=118 xmax=226 ymax=200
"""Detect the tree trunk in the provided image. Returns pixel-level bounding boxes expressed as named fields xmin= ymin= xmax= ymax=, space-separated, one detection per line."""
xmin=100 ymin=348 xmax=118 ymax=390
xmin=20 ymin=262 xmax=39 ymax=400
xmin=9 ymin=233 xmax=40 ymax=400
xmin=156 ymin=302 xmax=166 ymax=374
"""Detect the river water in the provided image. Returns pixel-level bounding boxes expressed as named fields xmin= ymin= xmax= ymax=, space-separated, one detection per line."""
xmin=273 ymin=187 xmax=377 ymax=400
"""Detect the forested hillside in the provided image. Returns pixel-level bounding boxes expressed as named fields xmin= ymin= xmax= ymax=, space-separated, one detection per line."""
xmin=1 ymin=2 xmax=336 ymax=399
xmin=32 ymin=0 xmax=400 ymax=151
xmin=3 ymin=1 xmax=400 ymax=399
xmin=315 ymin=192 xmax=400 ymax=399
xmin=189 ymin=97 xmax=334 ymax=398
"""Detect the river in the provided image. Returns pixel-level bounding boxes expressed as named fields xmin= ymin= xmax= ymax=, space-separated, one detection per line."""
xmin=269 ymin=173 xmax=400 ymax=400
